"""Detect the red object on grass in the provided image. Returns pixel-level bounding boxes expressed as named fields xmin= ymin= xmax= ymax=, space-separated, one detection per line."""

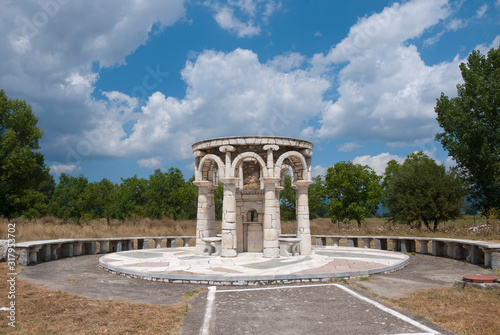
xmin=462 ymin=275 xmax=498 ymax=283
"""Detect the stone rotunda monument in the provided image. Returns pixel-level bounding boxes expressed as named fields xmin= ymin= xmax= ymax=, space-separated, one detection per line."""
xmin=192 ymin=136 xmax=314 ymax=258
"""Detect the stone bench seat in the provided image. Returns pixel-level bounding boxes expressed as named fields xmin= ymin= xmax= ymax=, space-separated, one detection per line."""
xmin=15 ymin=239 xmax=75 ymax=266
xmin=15 ymin=236 xmax=195 ymax=266
xmin=145 ymin=236 xmax=194 ymax=248
xmin=202 ymin=237 xmax=222 ymax=256
xmin=311 ymin=235 xmax=500 ymax=269
xmin=278 ymin=237 xmax=301 ymax=257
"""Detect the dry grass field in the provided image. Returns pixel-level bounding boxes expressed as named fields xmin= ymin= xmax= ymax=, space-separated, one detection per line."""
xmin=394 ymin=285 xmax=500 ymax=335
xmin=0 ymin=265 xmax=201 ymax=334
xmin=1 ymin=215 xmax=499 ymax=334
xmin=2 ymin=214 xmax=499 ymax=243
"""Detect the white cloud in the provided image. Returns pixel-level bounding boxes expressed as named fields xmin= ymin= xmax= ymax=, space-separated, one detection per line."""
xmin=308 ymin=0 xmax=465 ymax=147
xmin=213 ymin=6 xmax=260 ymax=37
xmin=447 ymin=18 xmax=466 ymax=31
xmin=119 ymin=48 xmax=330 ymax=159
xmin=50 ymin=164 xmax=83 ymax=174
xmin=353 ymin=153 xmax=404 ymax=176
xmin=337 ymin=142 xmax=362 ymax=152
xmin=312 ymin=165 xmax=327 ymax=178
xmin=315 ymin=0 xmax=450 ymax=65
xmin=0 ymin=0 xmax=186 ymax=164
xmin=138 ymin=157 xmax=162 ymax=170
xmin=206 ymin=0 xmax=281 ymax=37
xmin=476 ymin=5 xmax=488 ymax=18
xmin=423 ymin=30 xmax=445 ymax=47
xmin=267 ymin=52 xmax=306 ymax=72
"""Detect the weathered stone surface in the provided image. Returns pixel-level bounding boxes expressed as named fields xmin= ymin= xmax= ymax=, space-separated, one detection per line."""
xmin=193 ymin=136 xmax=313 ymax=258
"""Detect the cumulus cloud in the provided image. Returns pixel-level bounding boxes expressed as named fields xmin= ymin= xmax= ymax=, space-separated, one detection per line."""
xmin=50 ymin=164 xmax=83 ymax=174
xmin=0 ymin=0 xmax=186 ymax=163
xmin=119 ymin=48 xmax=330 ymax=159
xmin=337 ymin=142 xmax=362 ymax=152
xmin=138 ymin=157 xmax=163 ymax=170
xmin=353 ymin=153 xmax=404 ymax=176
xmin=308 ymin=0 xmax=465 ymax=147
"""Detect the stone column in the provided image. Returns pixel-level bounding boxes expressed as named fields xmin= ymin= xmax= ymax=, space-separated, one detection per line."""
xmin=294 ymin=180 xmax=313 ymax=256
xmin=220 ymin=177 xmax=239 ymax=257
xmin=275 ymin=185 xmax=284 ymax=236
xmin=262 ymin=177 xmax=281 ymax=258
xmin=194 ymin=181 xmax=216 ymax=255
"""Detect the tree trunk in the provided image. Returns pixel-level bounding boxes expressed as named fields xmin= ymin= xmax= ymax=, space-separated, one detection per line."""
xmin=423 ymin=218 xmax=430 ymax=230
xmin=357 ymin=220 xmax=361 ymax=228
xmin=433 ymin=219 xmax=438 ymax=232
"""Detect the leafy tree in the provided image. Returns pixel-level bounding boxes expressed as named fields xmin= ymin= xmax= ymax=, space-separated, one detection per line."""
xmin=280 ymin=174 xmax=296 ymax=221
xmin=325 ymin=161 xmax=382 ymax=227
xmin=435 ymin=46 xmax=500 ymax=215
xmin=174 ymin=176 xmax=198 ymax=220
xmin=308 ymin=175 xmax=328 ymax=219
xmin=142 ymin=168 xmax=197 ymax=220
xmin=384 ymin=152 xmax=466 ymax=231
xmin=0 ymin=90 xmax=54 ymax=219
xmin=49 ymin=174 xmax=88 ymax=223
xmin=214 ymin=182 xmax=224 ymax=220
xmin=116 ymin=175 xmax=148 ymax=219
xmin=82 ymin=178 xmax=118 ymax=224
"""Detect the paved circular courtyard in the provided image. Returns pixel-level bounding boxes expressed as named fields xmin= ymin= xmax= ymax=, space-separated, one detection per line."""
xmin=99 ymin=246 xmax=409 ymax=285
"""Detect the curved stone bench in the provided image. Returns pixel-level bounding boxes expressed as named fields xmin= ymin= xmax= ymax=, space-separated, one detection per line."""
xmin=15 ymin=236 xmax=195 ymax=266
xmin=312 ymin=235 xmax=500 ymax=269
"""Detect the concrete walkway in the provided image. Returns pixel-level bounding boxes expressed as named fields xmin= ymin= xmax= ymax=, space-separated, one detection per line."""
xmin=18 ymin=251 xmax=498 ymax=334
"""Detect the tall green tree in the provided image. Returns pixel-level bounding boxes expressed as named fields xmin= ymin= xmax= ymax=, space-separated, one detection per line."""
xmin=0 ymin=90 xmax=54 ymax=219
xmin=435 ymin=46 xmax=500 ymax=215
xmin=142 ymin=168 xmax=197 ymax=220
xmin=49 ymin=174 xmax=88 ymax=223
xmin=82 ymin=178 xmax=118 ymax=224
xmin=175 ymin=176 xmax=198 ymax=220
xmin=384 ymin=152 xmax=466 ymax=231
xmin=116 ymin=175 xmax=148 ymax=219
xmin=308 ymin=175 xmax=328 ymax=219
xmin=325 ymin=161 xmax=382 ymax=227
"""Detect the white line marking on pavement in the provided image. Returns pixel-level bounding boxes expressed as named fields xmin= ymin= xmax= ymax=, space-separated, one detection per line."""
xmin=333 ymin=284 xmax=440 ymax=335
xmin=200 ymin=286 xmax=217 ymax=335
xmin=217 ymin=283 xmax=338 ymax=293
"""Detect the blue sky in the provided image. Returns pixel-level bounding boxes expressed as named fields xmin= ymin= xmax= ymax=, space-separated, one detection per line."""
xmin=1 ymin=0 xmax=499 ymax=183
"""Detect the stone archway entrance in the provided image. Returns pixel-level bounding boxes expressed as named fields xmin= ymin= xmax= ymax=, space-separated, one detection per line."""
xmin=192 ymin=136 xmax=314 ymax=258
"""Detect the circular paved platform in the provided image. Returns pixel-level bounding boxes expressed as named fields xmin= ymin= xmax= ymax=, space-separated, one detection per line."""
xmin=99 ymin=247 xmax=409 ymax=285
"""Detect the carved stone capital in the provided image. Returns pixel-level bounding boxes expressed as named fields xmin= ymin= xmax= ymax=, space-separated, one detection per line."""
xmin=219 ymin=145 xmax=236 ymax=153
xmin=263 ymin=144 xmax=279 ymax=151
